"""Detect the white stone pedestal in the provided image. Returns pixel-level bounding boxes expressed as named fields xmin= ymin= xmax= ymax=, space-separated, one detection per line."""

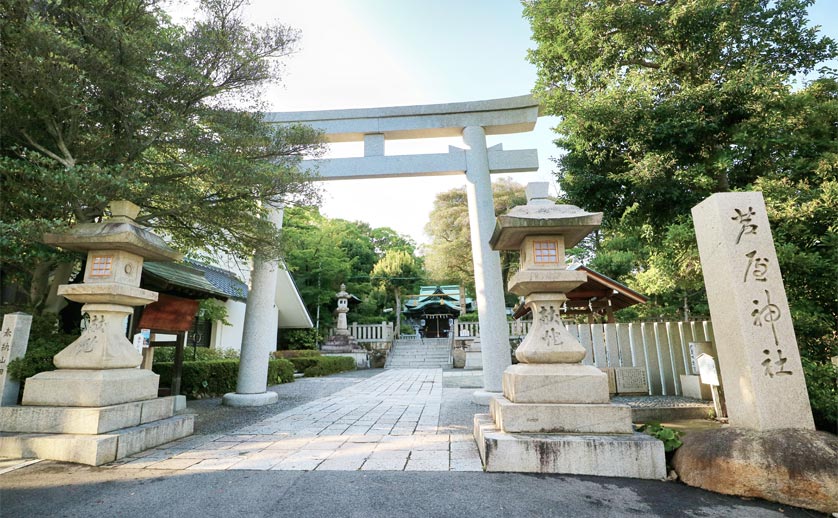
xmin=221 ymin=391 xmax=278 ymax=407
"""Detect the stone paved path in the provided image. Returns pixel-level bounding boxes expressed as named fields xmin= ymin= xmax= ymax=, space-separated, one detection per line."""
xmin=110 ymin=369 xmax=483 ymax=472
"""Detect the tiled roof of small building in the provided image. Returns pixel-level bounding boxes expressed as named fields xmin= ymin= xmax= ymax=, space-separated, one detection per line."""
xmin=186 ymin=260 xmax=249 ymax=301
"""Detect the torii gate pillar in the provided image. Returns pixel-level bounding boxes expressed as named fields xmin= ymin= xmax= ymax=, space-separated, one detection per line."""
xmin=463 ymin=126 xmax=511 ymax=400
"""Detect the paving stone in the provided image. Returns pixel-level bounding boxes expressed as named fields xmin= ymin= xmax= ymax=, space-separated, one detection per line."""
xmin=147 ymin=457 xmax=203 ymax=470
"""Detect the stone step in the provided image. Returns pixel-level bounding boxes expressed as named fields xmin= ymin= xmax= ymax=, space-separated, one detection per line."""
xmin=0 ymin=396 xmax=183 ymax=435
xmin=473 ymin=413 xmax=665 ymax=479
xmin=0 ymin=414 xmax=194 ymax=466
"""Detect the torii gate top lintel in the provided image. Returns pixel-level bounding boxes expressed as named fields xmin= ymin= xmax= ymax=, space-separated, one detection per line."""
xmin=264 ymin=94 xmax=543 ymax=143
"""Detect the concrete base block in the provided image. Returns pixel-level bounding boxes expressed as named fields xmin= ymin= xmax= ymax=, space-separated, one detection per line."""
xmin=115 ymin=415 xmax=194 ymax=459
xmin=472 ymin=389 xmax=501 ymax=406
xmin=465 ymin=351 xmax=483 ymax=370
xmin=222 ymin=391 xmax=278 ymax=407
xmin=0 ymin=397 xmax=179 ymax=434
xmin=22 ymin=369 xmax=159 ymax=407
xmin=173 ymin=395 xmax=187 ymax=412
xmin=0 ymin=431 xmax=119 ymax=466
xmin=474 ymin=414 xmax=666 ymax=479
xmin=0 ymin=414 xmax=194 ymax=466
xmin=502 ymin=363 xmax=609 ymax=404
xmin=490 ymin=397 xmax=633 ymax=434
xmin=680 ymin=374 xmax=713 ymax=400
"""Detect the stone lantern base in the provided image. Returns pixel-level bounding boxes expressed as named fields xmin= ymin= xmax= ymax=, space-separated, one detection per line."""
xmin=473 ymin=362 xmax=666 ymax=479
xmin=0 ymin=368 xmax=193 ymax=466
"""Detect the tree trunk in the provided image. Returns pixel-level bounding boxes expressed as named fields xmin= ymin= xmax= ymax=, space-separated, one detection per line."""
xmin=394 ymin=287 xmax=401 ymax=338
xmin=29 ymin=261 xmax=51 ymax=308
xmin=43 ymin=262 xmax=75 ymax=314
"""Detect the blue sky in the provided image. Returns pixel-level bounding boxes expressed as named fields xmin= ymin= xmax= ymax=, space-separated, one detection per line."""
xmin=172 ymin=0 xmax=838 ymax=245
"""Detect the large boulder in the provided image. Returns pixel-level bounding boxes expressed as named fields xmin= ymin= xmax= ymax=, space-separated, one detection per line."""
xmin=672 ymin=427 xmax=838 ymax=513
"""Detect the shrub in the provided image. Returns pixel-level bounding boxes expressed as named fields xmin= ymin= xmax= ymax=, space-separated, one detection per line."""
xmin=6 ymin=312 xmax=79 ymax=382
xmin=802 ymin=356 xmax=838 ymax=431
xmin=278 ymin=328 xmax=320 ymax=350
xmin=302 ymin=356 xmax=356 ymax=377
xmin=286 ymin=355 xmax=356 ymax=377
xmin=153 ymin=358 xmax=294 ymax=398
xmin=273 ymin=349 xmax=321 ymax=359
xmin=287 ymin=356 xmax=320 ymax=372
xmin=152 ymin=346 xmax=238 ymax=363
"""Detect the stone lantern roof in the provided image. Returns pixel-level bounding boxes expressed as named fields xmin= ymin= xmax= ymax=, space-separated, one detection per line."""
xmin=43 ymin=201 xmax=182 ymax=262
xmin=489 ymin=183 xmax=602 ymax=250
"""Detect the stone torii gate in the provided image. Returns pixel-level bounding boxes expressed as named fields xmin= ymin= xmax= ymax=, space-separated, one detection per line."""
xmin=231 ymin=95 xmax=542 ymax=405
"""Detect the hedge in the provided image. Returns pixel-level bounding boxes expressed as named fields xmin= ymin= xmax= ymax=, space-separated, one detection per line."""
xmin=153 ymin=358 xmax=294 ymax=398
xmin=288 ymin=355 xmax=356 ymax=377
xmin=273 ymin=350 xmax=321 ymax=359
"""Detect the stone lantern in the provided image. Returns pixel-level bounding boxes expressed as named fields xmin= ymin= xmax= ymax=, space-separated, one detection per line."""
xmin=334 ymin=284 xmax=350 ymax=336
xmin=473 ymin=183 xmax=665 ymax=479
xmin=0 ymin=201 xmax=194 ymax=465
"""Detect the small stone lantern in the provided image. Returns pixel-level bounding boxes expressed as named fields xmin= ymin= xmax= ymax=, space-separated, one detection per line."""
xmin=335 ymin=284 xmax=350 ymax=336
xmin=473 ymin=183 xmax=665 ymax=478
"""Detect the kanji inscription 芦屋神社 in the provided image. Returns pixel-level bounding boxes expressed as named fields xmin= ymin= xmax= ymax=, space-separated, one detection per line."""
xmin=692 ymin=192 xmax=814 ymax=430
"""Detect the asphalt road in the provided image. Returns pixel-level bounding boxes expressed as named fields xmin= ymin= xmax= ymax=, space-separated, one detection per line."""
xmin=1 ymin=462 xmax=818 ymax=518
xmin=0 ymin=370 xmax=821 ymax=517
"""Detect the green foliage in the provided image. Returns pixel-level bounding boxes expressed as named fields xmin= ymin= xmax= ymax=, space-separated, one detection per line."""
xmin=273 ymin=349 xmax=321 ymax=359
xmin=278 ymin=328 xmax=320 ymax=350
xmin=153 ymin=358 xmax=293 ymax=398
xmin=525 ymin=0 xmax=837 ymax=428
xmin=287 ymin=355 xmax=356 ymax=377
xmin=371 ymin=249 xmax=424 ymax=335
xmin=281 ymin=206 xmax=418 ymax=333
xmin=303 ymin=356 xmax=357 ymax=378
xmin=1 ymin=0 xmax=324 ymax=306
xmin=273 ymin=358 xmax=296 ymax=385
xmin=198 ymin=299 xmax=231 ymax=326
xmin=152 ymin=346 xmax=238 ymax=364
xmin=400 ymin=323 xmax=416 ymax=335
xmin=638 ymin=422 xmax=684 ymax=453
xmin=457 ymin=312 xmax=480 ymax=322
xmin=424 ymin=178 xmax=527 ymax=288
xmin=5 ymin=311 xmax=79 ymax=382
xmin=802 ymin=354 xmax=838 ymax=431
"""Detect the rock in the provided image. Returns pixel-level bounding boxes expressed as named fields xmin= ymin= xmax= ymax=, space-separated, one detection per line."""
xmin=672 ymin=427 xmax=838 ymax=514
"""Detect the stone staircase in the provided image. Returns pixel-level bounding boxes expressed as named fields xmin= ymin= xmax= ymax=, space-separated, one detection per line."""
xmin=386 ymin=337 xmax=452 ymax=369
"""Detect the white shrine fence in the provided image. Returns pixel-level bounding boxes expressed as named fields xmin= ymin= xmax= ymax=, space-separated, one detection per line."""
xmin=327 ymin=322 xmax=394 ymax=350
xmin=327 ymin=318 xmax=715 ymax=397
xmin=453 ymin=319 xmax=715 ymax=397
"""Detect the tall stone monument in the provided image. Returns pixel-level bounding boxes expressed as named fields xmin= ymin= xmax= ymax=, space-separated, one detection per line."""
xmin=672 ymin=192 xmax=837 ymax=514
xmin=473 ymin=183 xmax=665 ymax=479
xmin=0 ymin=201 xmax=194 ymax=465
xmin=691 ymin=192 xmax=814 ymax=430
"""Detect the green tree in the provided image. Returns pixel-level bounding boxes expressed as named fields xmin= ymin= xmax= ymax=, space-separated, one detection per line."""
xmin=524 ymin=0 xmax=837 ymax=428
xmin=424 ymin=177 xmax=528 ymax=291
xmin=371 ymin=250 xmax=424 ymax=337
xmin=0 ymin=0 xmax=323 ymax=311
xmin=281 ymin=207 xmax=418 ymax=334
